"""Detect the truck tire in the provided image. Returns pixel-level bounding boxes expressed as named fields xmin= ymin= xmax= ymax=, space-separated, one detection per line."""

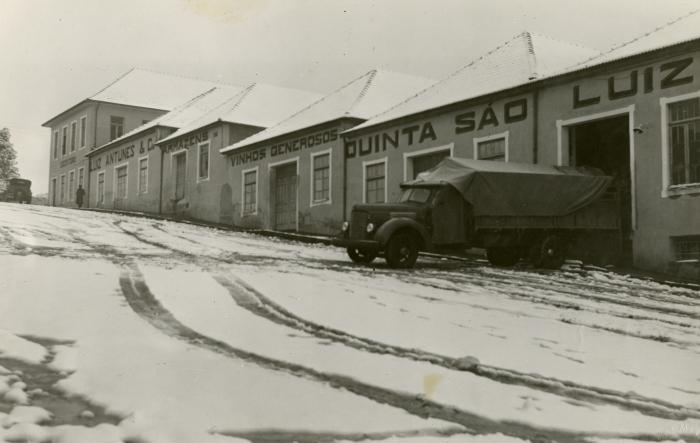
xmin=486 ymin=247 xmax=520 ymax=266
xmin=346 ymin=247 xmax=377 ymax=264
xmin=534 ymin=234 xmax=566 ymax=269
xmin=385 ymin=232 xmax=419 ymax=269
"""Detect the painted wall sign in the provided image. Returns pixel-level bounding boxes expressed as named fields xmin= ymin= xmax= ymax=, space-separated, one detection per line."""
xmin=572 ymin=57 xmax=694 ymax=109
xmin=269 ymin=129 xmax=338 ymax=157
xmin=89 ymin=145 xmax=136 ymax=172
xmin=345 ymin=98 xmax=528 ymax=159
xmin=60 ymin=156 xmax=76 ymax=167
xmin=161 ymin=131 xmax=209 ymax=154
xmin=230 ymin=148 xmax=267 ymax=166
xmin=229 ymin=128 xmax=339 ymax=167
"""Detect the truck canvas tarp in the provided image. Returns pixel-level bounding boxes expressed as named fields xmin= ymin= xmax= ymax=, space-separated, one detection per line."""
xmin=403 ymin=157 xmax=612 ymax=217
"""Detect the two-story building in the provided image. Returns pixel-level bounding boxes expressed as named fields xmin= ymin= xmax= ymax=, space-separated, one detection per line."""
xmin=43 ymin=68 xmax=230 ymax=207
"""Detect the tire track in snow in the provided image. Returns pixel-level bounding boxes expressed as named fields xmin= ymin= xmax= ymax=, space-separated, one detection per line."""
xmin=118 ymin=262 xmax=630 ymax=443
xmin=213 ymin=273 xmax=700 ymax=423
xmin=109 ymin=220 xmax=700 ymax=422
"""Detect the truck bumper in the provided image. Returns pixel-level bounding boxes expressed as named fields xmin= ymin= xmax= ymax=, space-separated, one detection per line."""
xmin=331 ymin=235 xmax=380 ymax=251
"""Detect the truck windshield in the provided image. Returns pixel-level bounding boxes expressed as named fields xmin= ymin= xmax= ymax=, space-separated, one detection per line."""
xmin=399 ymin=188 xmax=432 ymax=204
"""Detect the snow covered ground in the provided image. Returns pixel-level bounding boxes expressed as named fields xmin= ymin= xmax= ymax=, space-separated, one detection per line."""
xmin=0 ymin=202 xmax=699 ymax=443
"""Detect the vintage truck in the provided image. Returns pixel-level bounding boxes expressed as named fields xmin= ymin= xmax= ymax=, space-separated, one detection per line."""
xmin=0 ymin=178 xmax=32 ymax=204
xmin=334 ymin=158 xmax=621 ymax=269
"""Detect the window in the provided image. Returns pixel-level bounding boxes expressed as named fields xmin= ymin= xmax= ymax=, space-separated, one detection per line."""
xmin=97 ymin=172 xmax=105 ymax=205
xmin=668 ymin=98 xmax=700 ymax=186
xmin=110 ymin=116 xmax=124 ymax=141
xmin=311 ymin=151 xmax=330 ymax=204
xmin=242 ymin=169 xmax=257 ymax=215
xmin=147 ymin=138 xmax=152 ymax=149
xmin=59 ymin=175 xmax=66 ymax=204
xmin=673 ymin=235 xmax=700 ymax=261
xmin=61 ymin=126 xmax=67 ymax=156
xmin=139 ymin=157 xmax=148 ymax=193
xmin=78 ymin=167 xmax=85 ymax=188
xmin=365 ymin=161 xmax=386 ymax=204
xmin=70 ymin=121 xmax=77 ymax=152
xmin=115 ymin=165 xmax=128 ymax=199
xmin=198 ymin=142 xmax=210 ymax=181
xmin=53 ymin=130 xmax=59 ymax=159
xmin=80 ymin=116 xmax=87 ymax=148
xmin=405 ymin=146 xmax=452 ymax=180
xmin=68 ymin=170 xmax=75 ymax=202
xmin=476 ymin=137 xmax=506 ymax=161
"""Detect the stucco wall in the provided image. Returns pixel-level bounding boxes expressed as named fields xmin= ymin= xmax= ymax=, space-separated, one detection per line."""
xmin=159 ymin=123 xmax=263 ymax=225
xmin=342 ymin=94 xmax=534 ymax=213
xmin=226 ymin=121 xmax=351 ymax=235
xmin=87 ymin=128 xmax=162 ymax=213
xmin=537 ymin=49 xmax=700 ymax=271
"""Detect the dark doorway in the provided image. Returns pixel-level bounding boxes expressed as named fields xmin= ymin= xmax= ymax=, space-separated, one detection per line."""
xmin=412 ymin=150 xmax=451 ymax=179
xmin=569 ymin=115 xmax=632 ymax=263
xmin=174 ymin=153 xmax=186 ymax=201
xmin=274 ymin=162 xmax=297 ymax=231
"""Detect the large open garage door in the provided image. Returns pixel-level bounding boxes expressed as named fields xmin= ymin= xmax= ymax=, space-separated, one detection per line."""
xmin=569 ymin=115 xmax=632 ymax=263
xmin=273 ymin=162 xmax=298 ymax=231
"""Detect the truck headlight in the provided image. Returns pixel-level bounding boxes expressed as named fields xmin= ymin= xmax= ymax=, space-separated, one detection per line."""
xmin=366 ymin=222 xmax=375 ymax=233
xmin=341 ymin=221 xmax=349 ymax=231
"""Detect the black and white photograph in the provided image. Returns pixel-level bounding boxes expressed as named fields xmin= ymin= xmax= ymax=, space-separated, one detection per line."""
xmin=1 ymin=1 xmax=699 ymax=442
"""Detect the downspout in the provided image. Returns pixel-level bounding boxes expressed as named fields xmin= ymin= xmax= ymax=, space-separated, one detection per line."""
xmin=342 ymin=130 xmax=348 ymax=221
xmin=86 ymin=102 xmax=101 ymax=207
xmin=532 ymin=89 xmax=539 ymax=164
xmin=158 ymin=128 xmax=164 ymax=214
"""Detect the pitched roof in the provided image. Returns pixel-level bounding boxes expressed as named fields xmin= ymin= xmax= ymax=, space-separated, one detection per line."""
xmin=89 ymin=85 xmax=243 ymax=155
xmin=347 ymin=32 xmax=599 ymax=134
xmin=43 ymin=68 xmax=233 ymax=126
xmin=562 ymin=9 xmax=700 ymax=72
xmin=222 ymin=69 xmax=435 ymax=153
xmin=158 ymin=83 xmax=322 ymax=144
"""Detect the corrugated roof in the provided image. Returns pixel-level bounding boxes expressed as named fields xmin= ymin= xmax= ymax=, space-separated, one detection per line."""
xmin=562 ymin=9 xmax=700 ymax=72
xmin=89 ymin=85 xmax=243 ymax=155
xmin=223 ymin=69 xmax=435 ymax=153
xmin=347 ymin=32 xmax=599 ymax=133
xmin=159 ymin=83 xmax=323 ymax=144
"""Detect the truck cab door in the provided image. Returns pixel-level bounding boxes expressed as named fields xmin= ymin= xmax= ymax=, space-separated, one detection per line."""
xmin=431 ymin=186 xmax=466 ymax=245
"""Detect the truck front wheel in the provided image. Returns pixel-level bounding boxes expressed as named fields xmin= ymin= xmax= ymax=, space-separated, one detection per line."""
xmin=347 ymin=247 xmax=377 ymax=264
xmin=486 ymin=247 xmax=520 ymax=266
xmin=385 ymin=232 xmax=419 ymax=269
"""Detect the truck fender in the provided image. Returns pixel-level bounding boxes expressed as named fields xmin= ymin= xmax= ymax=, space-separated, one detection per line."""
xmin=375 ymin=218 xmax=431 ymax=249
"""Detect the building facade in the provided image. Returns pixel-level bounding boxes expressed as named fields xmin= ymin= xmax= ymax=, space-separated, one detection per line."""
xmin=44 ymin=101 xmax=165 ymax=208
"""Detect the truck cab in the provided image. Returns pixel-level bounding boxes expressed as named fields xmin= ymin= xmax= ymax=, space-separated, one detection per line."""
xmin=0 ymin=178 xmax=32 ymax=204
xmin=335 ymin=184 xmax=471 ymax=268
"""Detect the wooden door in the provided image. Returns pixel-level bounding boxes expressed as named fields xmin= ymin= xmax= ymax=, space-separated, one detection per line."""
xmin=274 ymin=163 xmax=297 ymax=231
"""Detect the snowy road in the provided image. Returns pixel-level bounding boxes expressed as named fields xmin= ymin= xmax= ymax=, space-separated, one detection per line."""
xmin=0 ymin=203 xmax=699 ymax=443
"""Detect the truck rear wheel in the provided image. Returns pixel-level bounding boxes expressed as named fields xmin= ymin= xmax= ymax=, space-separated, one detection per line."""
xmin=385 ymin=232 xmax=419 ymax=269
xmin=486 ymin=247 xmax=520 ymax=266
xmin=533 ymin=235 xmax=566 ymax=269
xmin=346 ymin=247 xmax=377 ymax=264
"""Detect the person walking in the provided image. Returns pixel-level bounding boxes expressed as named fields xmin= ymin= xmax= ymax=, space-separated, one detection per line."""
xmin=76 ymin=184 xmax=85 ymax=209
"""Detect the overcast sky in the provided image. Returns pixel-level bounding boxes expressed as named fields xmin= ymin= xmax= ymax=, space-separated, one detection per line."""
xmin=1 ymin=0 xmax=698 ymax=194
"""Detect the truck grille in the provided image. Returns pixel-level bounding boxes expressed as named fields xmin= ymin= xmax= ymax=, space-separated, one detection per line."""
xmin=349 ymin=211 xmax=369 ymax=240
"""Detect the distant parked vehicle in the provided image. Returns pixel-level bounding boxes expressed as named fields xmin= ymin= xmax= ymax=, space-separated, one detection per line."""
xmin=0 ymin=178 xmax=32 ymax=204
xmin=334 ymin=158 xmax=621 ymax=269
